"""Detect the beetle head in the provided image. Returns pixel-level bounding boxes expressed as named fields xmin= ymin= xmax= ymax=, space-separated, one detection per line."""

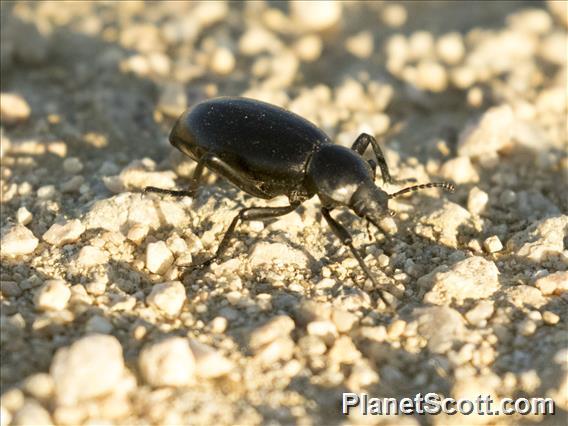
xmin=307 ymin=145 xmax=391 ymax=218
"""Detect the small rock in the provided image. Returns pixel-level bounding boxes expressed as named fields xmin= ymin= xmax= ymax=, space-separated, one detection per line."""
xmin=146 ymin=281 xmax=186 ymax=316
xmin=42 ymin=219 xmax=85 ymax=246
xmin=467 ymin=186 xmax=489 ymax=214
xmin=1 ymin=224 xmax=38 ymax=257
xmin=294 ymin=34 xmax=322 ymax=62
xmin=146 ymin=241 xmax=174 ymax=274
xmin=249 ymin=242 xmax=308 ymax=268
xmin=63 ymin=157 xmax=83 ymax=174
xmin=11 ymin=400 xmax=52 ymax=426
xmin=328 ymin=336 xmax=362 ymax=364
xmin=415 ymin=61 xmax=448 ymax=92
xmin=0 ymin=93 xmax=31 ymax=125
xmin=535 ymin=271 xmax=567 ymax=296
xmin=465 ymin=300 xmax=494 ymax=325
xmin=1 ymin=281 xmax=21 ymax=297
xmin=290 ymin=1 xmax=341 ymax=32
xmin=85 ymin=277 xmax=107 ymax=296
xmin=35 ymin=280 xmax=71 ymax=311
xmin=345 ymin=31 xmax=374 ymax=59
xmin=417 ymin=199 xmax=471 ymax=247
xmin=331 ymin=309 xmax=358 ymax=333
xmin=542 ymin=311 xmax=559 ymax=325
xmin=139 ymin=337 xmax=195 ymax=387
xmin=457 ymin=105 xmax=514 ymax=158
xmin=307 ymin=320 xmax=338 ymax=345
xmin=85 ymin=315 xmax=113 ymax=334
xmin=436 ymin=32 xmax=465 ymax=65
xmin=381 ymin=3 xmax=407 ymax=28
xmin=23 ymin=373 xmax=54 ymax=401
xmin=254 ymin=336 xmax=295 ymax=365
xmin=37 ymin=185 xmax=56 ymax=199
xmin=413 ymin=306 xmax=465 ymax=353
xmin=419 ymin=256 xmax=500 ymax=305
xmin=504 ymin=285 xmax=547 ymax=309
xmin=483 ymin=235 xmax=503 ymax=253
xmin=249 ymin=315 xmax=295 ymax=350
xmin=210 ymin=316 xmax=228 ymax=333
xmin=507 ymin=215 xmax=567 ymax=261
xmin=157 ymin=82 xmax=187 ymax=118
xmin=76 ymin=245 xmax=108 ymax=267
xmin=210 ymin=47 xmax=235 ymax=75
xmin=51 ymin=334 xmax=124 ymax=405
xmin=518 ymin=319 xmax=537 ymax=336
xmin=387 ymin=319 xmax=406 ymax=339
xmin=16 ymin=207 xmax=33 ymax=225
xmin=440 ymin=156 xmax=479 ymax=184
xmin=188 ymin=340 xmax=234 ymax=378
xmin=127 ymin=223 xmax=149 ymax=245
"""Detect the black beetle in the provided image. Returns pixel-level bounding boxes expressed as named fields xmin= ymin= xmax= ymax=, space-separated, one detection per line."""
xmin=146 ymin=97 xmax=454 ymax=305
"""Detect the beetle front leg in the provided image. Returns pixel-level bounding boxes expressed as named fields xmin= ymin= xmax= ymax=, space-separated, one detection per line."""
xmin=190 ymin=203 xmax=300 ymax=271
xmin=321 ymin=207 xmax=400 ymax=307
xmin=351 ymin=133 xmax=416 ymax=185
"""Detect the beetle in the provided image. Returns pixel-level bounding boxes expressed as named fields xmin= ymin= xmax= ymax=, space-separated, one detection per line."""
xmin=146 ymin=97 xmax=454 ymax=305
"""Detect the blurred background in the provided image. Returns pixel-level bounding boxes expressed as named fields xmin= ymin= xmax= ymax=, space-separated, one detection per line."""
xmin=1 ymin=1 xmax=566 ymax=425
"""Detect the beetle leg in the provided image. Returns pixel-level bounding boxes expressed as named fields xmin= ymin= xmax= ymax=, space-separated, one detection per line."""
xmin=351 ymin=133 xmax=416 ymax=185
xmin=145 ymin=152 xmax=217 ymax=197
xmin=321 ymin=207 xmax=398 ymax=307
xmin=190 ymin=202 xmax=301 ymax=271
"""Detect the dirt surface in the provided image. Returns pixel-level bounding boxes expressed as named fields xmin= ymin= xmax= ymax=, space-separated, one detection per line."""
xmin=1 ymin=1 xmax=567 ymax=425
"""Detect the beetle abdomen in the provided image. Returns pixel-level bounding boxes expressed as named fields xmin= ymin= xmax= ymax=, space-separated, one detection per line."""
xmin=170 ymin=97 xmax=331 ymax=197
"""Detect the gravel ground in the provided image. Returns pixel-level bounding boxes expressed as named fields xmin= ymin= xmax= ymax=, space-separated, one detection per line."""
xmin=1 ymin=1 xmax=567 ymax=425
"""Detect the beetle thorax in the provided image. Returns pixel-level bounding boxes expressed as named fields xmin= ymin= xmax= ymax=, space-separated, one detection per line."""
xmin=305 ymin=145 xmax=375 ymax=208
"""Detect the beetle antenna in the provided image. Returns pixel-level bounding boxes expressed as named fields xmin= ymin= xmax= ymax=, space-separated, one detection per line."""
xmin=388 ymin=182 xmax=455 ymax=199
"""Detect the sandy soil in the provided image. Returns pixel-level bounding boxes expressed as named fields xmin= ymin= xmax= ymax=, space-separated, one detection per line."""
xmin=1 ymin=1 xmax=567 ymax=425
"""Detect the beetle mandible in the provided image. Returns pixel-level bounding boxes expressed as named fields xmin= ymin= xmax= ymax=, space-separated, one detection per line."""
xmin=146 ymin=97 xmax=455 ymax=305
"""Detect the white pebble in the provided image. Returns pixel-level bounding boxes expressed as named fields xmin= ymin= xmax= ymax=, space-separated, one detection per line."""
xmin=458 ymin=105 xmax=514 ymax=158
xmin=23 ymin=373 xmax=54 ymax=401
xmin=63 ymin=157 xmax=83 ymax=174
xmin=415 ymin=61 xmax=448 ymax=92
xmin=210 ymin=316 xmax=228 ymax=333
xmin=16 ymin=207 xmax=33 ymax=225
xmin=145 ymin=241 xmax=174 ymax=274
xmin=441 ymin=156 xmax=479 ymax=184
xmin=290 ymin=1 xmax=341 ymax=32
xmin=85 ymin=315 xmax=113 ymax=334
xmin=294 ymin=34 xmax=322 ymax=62
xmin=210 ymin=47 xmax=235 ymax=75
xmin=35 ymin=280 xmax=71 ymax=311
xmin=467 ymin=186 xmax=489 ymax=214
xmin=42 ymin=219 xmax=85 ymax=246
xmin=249 ymin=241 xmax=308 ymax=268
xmin=465 ymin=300 xmax=494 ymax=325
xmin=436 ymin=33 xmax=465 ymax=65
xmin=11 ymin=401 xmax=52 ymax=426
xmin=37 ymin=185 xmax=56 ymax=199
xmin=139 ymin=337 xmax=195 ymax=387
xmin=307 ymin=320 xmax=338 ymax=344
xmin=0 ymin=93 xmax=31 ymax=125
xmin=77 ymin=245 xmax=108 ymax=267
xmin=249 ymin=315 xmax=295 ymax=350
xmin=542 ymin=311 xmax=559 ymax=325
xmin=534 ymin=271 xmax=566 ymax=295
xmin=483 ymin=235 xmax=503 ymax=253
xmin=0 ymin=224 xmax=38 ymax=257
xmin=188 ymin=339 xmax=234 ymax=378
xmin=50 ymin=334 xmax=124 ymax=405
xmin=381 ymin=3 xmax=407 ymax=28
xmin=127 ymin=223 xmax=149 ymax=245
xmin=345 ymin=31 xmax=374 ymax=59
xmin=146 ymin=281 xmax=186 ymax=316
